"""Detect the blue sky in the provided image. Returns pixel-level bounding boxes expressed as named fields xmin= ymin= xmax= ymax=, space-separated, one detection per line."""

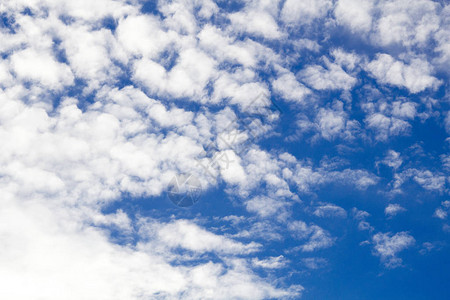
xmin=0 ymin=0 xmax=449 ymax=299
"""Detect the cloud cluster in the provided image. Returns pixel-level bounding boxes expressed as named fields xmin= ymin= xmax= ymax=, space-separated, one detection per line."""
xmin=0 ymin=0 xmax=449 ymax=298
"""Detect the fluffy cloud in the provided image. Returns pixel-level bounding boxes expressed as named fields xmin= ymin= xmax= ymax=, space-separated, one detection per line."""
xmin=385 ymin=204 xmax=406 ymax=217
xmin=299 ymin=58 xmax=357 ymax=90
xmin=10 ymin=48 xmax=74 ymax=90
xmin=365 ymin=113 xmax=411 ymax=141
xmin=245 ymin=196 xmax=291 ymax=219
xmin=281 ymin=0 xmax=332 ymax=25
xmin=139 ymin=218 xmax=261 ymax=255
xmin=133 ymin=48 xmax=217 ymax=101
xmin=334 ymin=0 xmax=374 ymax=33
xmin=374 ymin=0 xmax=440 ymax=47
xmin=433 ymin=201 xmax=450 ymax=220
xmin=288 ymin=221 xmax=335 ymax=252
xmin=198 ymin=25 xmax=259 ymax=67
xmin=411 ymin=170 xmax=447 ymax=191
xmin=366 ymin=54 xmax=441 ymax=93
xmin=229 ymin=10 xmax=283 ymax=40
xmin=251 ymin=255 xmax=288 ymax=269
xmin=352 ymin=208 xmax=373 ymax=231
xmin=272 ymin=71 xmax=311 ymax=103
xmin=315 ymin=101 xmax=360 ymax=141
xmin=302 ymin=257 xmax=328 ymax=269
xmin=434 ymin=5 xmax=450 ymax=69
xmin=313 ymin=204 xmax=347 ymax=218
xmin=379 ymin=150 xmax=403 ymax=169
xmin=361 ymin=95 xmax=419 ymax=141
xmin=392 ymin=169 xmax=447 ymax=192
xmin=0 ymin=198 xmax=297 ymax=300
xmin=116 ymin=14 xmax=172 ymax=59
xmin=434 ymin=208 xmax=448 ymax=219
xmin=372 ymin=232 xmax=415 ymax=268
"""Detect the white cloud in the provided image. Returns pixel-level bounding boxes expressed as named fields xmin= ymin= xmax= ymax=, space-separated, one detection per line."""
xmin=317 ymin=108 xmax=346 ymax=140
xmin=372 ymin=231 xmax=415 ymax=268
xmin=334 ymin=0 xmax=373 ymax=33
xmin=54 ymin=0 xmax=135 ymax=22
xmin=314 ymin=101 xmax=360 ymax=141
xmin=182 ymin=260 xmax=302 ymax=299
xmin=331 ymin=48 xmax=362 ymax=71
xmin=434 ymin=208 xmax=448 ymax=220
xmin=380 ymin=150 xmax=403 ymax=170
xmin=0 ymin=61 xmax=14 ymax=87
xmin=360 ymin=90 xmax=420 ymax=142
xmin=392 ymin=101 xmax=417 ymax=119
xmin=59 ymin=26 xmax=120 ymax=91
xmin=352 ymin=208 xmax=373 ymax=231
xmin=10 ymin=48 xmax=74 ymax=90
xmin=392 ymin=169 xmax=447 ymax=192
xmin=385 ymin=204 xmax=406 ymax=217
xmin=232 ymin=221 xmax=284 ymax=242
xmin=147 ymin=102 xmax=194 ymax=128
xmin=313 ymin=204 xmax=347 ymax=218
xmin=288 ymin=161 xmax=377 ymax=193
xmin=374 ymin=0 xmax=440 ymax=47
xmin=412 ymin=170 xmax=446 ymax=191
xmin=211 ymin=71 xmax=272 ymax=108
xmin=245 ymin=196 xmax=290 ymax=219
xmin=281 ymin=0 xmax=332 ymax=25
xmin=419 ymin=242 xmax=436 ymax=255
xmin=293 ymin=39 xmax=321 ymax=52
xmin=116 ymin=14 xmax=173 ymax=59
xmin=133 ymin=48 xmax=217 ymax=101
xmin=358 ymin=221 xmax=373 ymax=231
xmin=0 ymin=198 xmax=299 ymax=300
xmin=272 ymin=71 xmax=311 ymax=103
xmin=229 ymin=10 xmax=283 ymax=39
xmin=352 ymin=208 xmax=370 ymax=220
xmin=299 ymin=59 xmax=357 ymax=90
xmin=302 ymin=257 xmax=328 ymax=269
xmin=159 ymin=0 xmax=219 ymax=34
xmin=139 ymin=219 xmax=261 ymax=255
xmin=198 ymin=25 xmax=258 ymax=67
xmin=433 ymin=201 xmax=449 ymax=220
xmin=365 ymin=113 xmax=411 ymax=141
xmin=434 ymin=5 xmax=450 ymax=69
xmin=445 ymin=111 xmax=450 ymax=134
xmin=218 ymin=150 xmax=247 ymax=185
xmin=288 ymin=221 xmax=335 ymax=252
xmin=252 ymin=255 xmax=288 ymax=269
xmin=366 ymin=54 xmax=441 ymax=93
xmin=329 ymin=169 xmax=378 ymax=190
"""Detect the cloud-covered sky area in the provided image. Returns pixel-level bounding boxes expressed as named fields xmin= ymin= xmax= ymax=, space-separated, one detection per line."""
xmin=0 ymin=0 xmax=449 ymax=299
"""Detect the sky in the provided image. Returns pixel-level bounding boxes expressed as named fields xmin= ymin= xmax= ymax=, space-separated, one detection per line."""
xmin=0 ymin=0 xmax=449 ymax=299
